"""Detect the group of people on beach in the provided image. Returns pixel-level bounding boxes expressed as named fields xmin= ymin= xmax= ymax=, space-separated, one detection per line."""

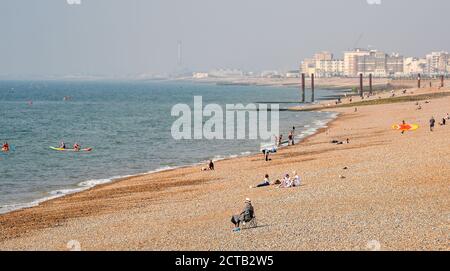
xmin=201 ymin=160 xmax=215 ymax=171
xmin=430 ymin=114 xmax=449 ymax=131
xmin=231 ymin=171 xmax=302 ymax=230
xmin=251 ymin=172 xmax=301 ymax=189
xmin=411 ymin=100 xmax=449 ymax=132
xmin=275 ymin=126 xmax=296 ymax=147
xmin=262 ymin=126 xmax=297 ymax=162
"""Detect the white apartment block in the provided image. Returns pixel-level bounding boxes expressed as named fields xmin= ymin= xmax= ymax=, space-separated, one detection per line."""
xmin=425 ymin=51 xmax=449 ymax=75
xmin=315 ymin=59 xmax=344 ymax=77
xmin=343 ymin=49 xmax=370 ymax=77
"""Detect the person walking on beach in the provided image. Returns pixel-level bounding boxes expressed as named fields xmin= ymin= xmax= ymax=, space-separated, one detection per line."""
xmin=291 ymin=126 xmax=296 ymax=145
xmin=288 ymin=132 xmax=293 ymax=146
xmin=429 ymin=117 xmax=436 ymax=132
xmin=208 ymin=160 xmax=215 ymax=170
xmin=277 ymin=134 xmax=283 ymax=147
xmin=262 ymin=149 xmax=270 ymax=161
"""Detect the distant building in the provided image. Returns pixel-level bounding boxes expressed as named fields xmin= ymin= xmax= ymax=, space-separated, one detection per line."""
xmin=285 ymin=70 xmax=300 ymax=78
xmin=300 ymin=48 xmax=450 ymax=78
xmin=208 ymin=69 xmax=244 ymax=78
xmin=386 ymin=53 xmax=404 ymax=76
xmin=447 ymin=58 xmax=450 ymax=74
xmin=356 ymin=50 xmax=387 ymax=77
xmin=343 ymin=49 xmax=370 ymax=77
xmin=300 ymin=58 xmax=316 ymax=77
xmin=192 ymin=72 xmax=209 ymax=79
xmin=354 ymin=50 xmax=404 ymax=77
xmin=261 ymin=70 xmax=281 ymax=78
xmin=425 ymin=51 xmax=449 ymax=75
xmin=314 ymin=51 xmax=333 ymax=62
xmin=403 ymin=57 xmax=426 ymax=76
xmin=300 ymin=51 xmax=344 ymax=77
xmin=315 ymin=59 xmax=344 ymax=77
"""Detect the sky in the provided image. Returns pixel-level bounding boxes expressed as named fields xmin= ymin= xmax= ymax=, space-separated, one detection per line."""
xmin=0 ymin=0 xmax=449 ymax=78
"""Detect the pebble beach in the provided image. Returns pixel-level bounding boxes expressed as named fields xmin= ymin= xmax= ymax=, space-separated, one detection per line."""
xmin=0 ymin=86 xmax=449 ymax=251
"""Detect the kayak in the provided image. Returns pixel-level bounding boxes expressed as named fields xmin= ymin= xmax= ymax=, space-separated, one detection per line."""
xmin=50 ymin=146 xmax=93 ymax=152
xmin=392 ymin=123 xmax=419 ymax=131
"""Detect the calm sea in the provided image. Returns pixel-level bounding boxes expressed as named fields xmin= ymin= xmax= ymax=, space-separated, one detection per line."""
xmin=0 ymin=80 xmax=338 ymax=213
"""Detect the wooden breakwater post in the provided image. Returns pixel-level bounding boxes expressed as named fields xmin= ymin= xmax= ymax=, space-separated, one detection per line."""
xmin=359 ymin=73 xmax=364 ymax=98
xmin=441 ymin=75 xmax=445 ymax=88
xmin=369 ymin=73 xmax=373 ymax=95
xmin=311 ymin=73 xmax=315 ymax=103
xmin=418 ymin=73 xmax=421 ymax=88
xmin=301 ymin=73 xmax=305 ymax=103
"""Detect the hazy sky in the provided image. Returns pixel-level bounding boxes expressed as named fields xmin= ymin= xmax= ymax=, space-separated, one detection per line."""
xmin=0 ymin=0 xmax=449 ymax=77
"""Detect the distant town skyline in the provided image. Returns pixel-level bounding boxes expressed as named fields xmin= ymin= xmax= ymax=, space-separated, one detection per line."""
xmin=1 ymin=0 xmax=449 ymax=78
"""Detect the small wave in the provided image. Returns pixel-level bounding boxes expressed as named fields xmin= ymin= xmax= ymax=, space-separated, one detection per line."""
xmin=1 ymin=114 xmax=340 ymax=215
xmin=0 ymin=166 xmax=181 ymax=215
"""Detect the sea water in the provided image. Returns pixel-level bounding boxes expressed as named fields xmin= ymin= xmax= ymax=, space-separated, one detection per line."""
xmin=0 ymin=80 xmax=338 ymax=213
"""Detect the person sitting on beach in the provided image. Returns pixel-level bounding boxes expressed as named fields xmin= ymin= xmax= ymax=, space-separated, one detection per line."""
xmin=231 ymin=198 xmax=254 ymax=231
xmin=251 ymin=174 xmax=271 ymax=188
xmin=446 ymin=113 xmax=450 ymax=120
xmin=331 ymin=139 xmax=348 ymax=145
xmin=2 ymin=142 xmax=9 ymax=152
xmin=279 ymin=174 xmax=293 ymax=188
xmin=292 ymin=171 xmax=301 ymax=187
xmin=439 ymin=118 xmax=446 ymax=126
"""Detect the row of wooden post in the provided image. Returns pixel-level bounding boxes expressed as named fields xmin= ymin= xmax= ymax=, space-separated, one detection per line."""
xmin=300 ymin=73 xmax=372 ymax=103
xmin=418 ymin=74 xmax=445 ymax=88
xmin=300 ymin=73 xmax=315 ymax=103
xmin=300 ymin=73 xmax=445 ymax=103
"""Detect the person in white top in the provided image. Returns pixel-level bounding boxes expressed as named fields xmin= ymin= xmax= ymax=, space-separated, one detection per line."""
xmin=292 ymin=171 xmax=301 ymax=187
xmin=279 ymin=174 xmax=292 ymax=188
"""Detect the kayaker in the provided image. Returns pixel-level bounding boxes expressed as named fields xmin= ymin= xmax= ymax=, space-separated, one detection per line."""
xmin=73 ymin=143 xmax=81 ymax=151
xmin=2 ymin=142 xmax=9 ymax=152
xmin=59 ymin=141 xmax=66 ymax=149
